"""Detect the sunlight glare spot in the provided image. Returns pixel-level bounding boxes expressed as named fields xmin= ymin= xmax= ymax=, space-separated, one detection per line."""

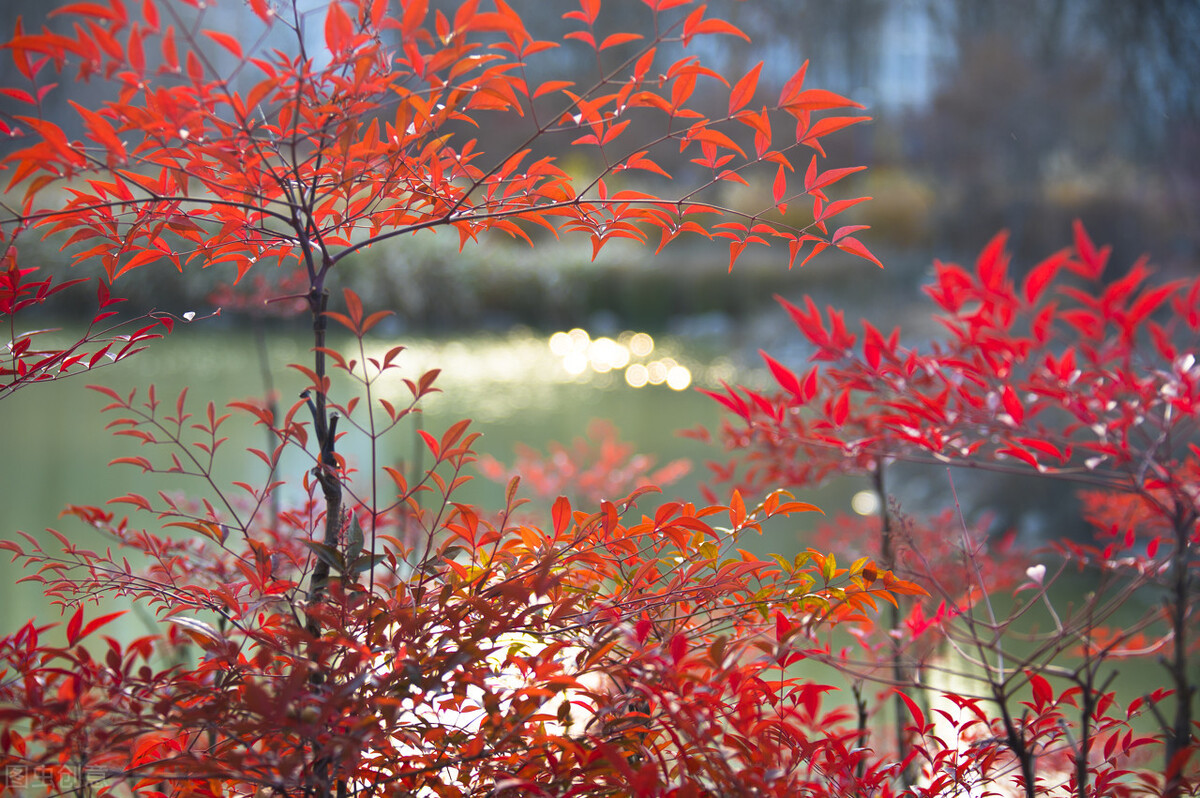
xmin=548 ymin=331 xmax=573 ymax=357
xmin=588 ymin=337 xmax=630 ymax=372
xmin=666 ymin=365 xmax=691 ymax=391
xmin=567 ymin=328 xmax=591 ymax=351
xmin=562 ymin=352 xmax=589 ymax=376
xmin=629 ymin=332 xmax=654 ymax=357
xmin=851 ymin=490 xmax=879 ymax=516
xmin=646 ymin=360 xmax=667 ymax=385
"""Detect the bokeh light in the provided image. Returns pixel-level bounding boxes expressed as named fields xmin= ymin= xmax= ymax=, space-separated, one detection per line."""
xmin=851 ymin=490 xmax=880 ymax=516
xmin=548 ymin=331 xmax=573 ymax=357
xmin=587 ymin=337 xmax=630 ymax=372
xmin=562 ymin=352 xmax=589 ymax=376
xmin=549 ymin=328 xmax=690 ymax=390
xmin=646 ymin=360 xmax=668 ymax=385
xmin=625 ymin=363 xmax=649 ymax=388
xmin=629 ymin=332 xmax=654 ymax=357
xmin=666 ymin=365 xmax=692 ymax=391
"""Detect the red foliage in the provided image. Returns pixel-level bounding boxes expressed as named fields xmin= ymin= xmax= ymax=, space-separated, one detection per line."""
xmin=0 ymin=1 xmax=923 ymax=796
xmin=706 ymin=224 xmax=1200 ymax=796
xmin=0 ymin=233 xmax=191 ymax=398
xmin=0 ymin=0 xmax=1194 ymax=794
xmin=477 ymin=419 xmax=691 ymax=507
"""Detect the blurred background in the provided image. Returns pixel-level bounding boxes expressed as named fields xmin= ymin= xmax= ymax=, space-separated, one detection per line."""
xmin=2 ymin=0 xmax=1199 ymax=621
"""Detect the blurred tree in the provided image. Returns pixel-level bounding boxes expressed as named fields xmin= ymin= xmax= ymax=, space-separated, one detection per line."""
xmin=917 ymin=0 xmax=1199 ymax=260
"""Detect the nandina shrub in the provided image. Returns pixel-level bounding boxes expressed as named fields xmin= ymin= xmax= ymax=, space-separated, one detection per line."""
xmin=702 ymin=223 xmax=1200 ymax=796
xmin=0 ymin=1 xmax=930 ymax=796
xmin=0 ymin=297 xmax=926 ymax=796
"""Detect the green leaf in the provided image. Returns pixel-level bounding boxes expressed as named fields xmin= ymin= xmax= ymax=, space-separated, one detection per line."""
xmin=303 ymin=539 xmax=345 ymax=573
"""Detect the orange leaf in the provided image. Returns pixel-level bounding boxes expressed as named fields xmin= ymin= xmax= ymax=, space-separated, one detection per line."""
xmin=325 ymin=1 xmax=353 ymax=54
xmin=599 ymin=32 xmax=642 ymax=50
xmin=773 ymin=164 xmax=787 ymax=208
xmin=552 ymin=496 xmax=571 ymax=536
xmin=203 ymin=30 xmax=243 ymax=60
xmin=342 ymin=288 xmax=363 ymax=327
xmin=728 ymin=61 xmax=762 ymax=115
xmin=729 ymin=489 xmax=746 ymax=527
xmin=785 ymin=88 xmax=864 ymax=113
xmin=533 ymin=79 xmax=573 ymax=99
xmin=836 ymin=236 xmax=882 ymax=268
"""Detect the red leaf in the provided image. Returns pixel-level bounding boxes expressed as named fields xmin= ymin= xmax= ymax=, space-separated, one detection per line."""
xmin=832 ymin=224 xmax=869 ymax=244
xmin=811 ymin=195 xmax=868 ymax=224
xmin=636 ymin=614 xmax=652 ymax=644
xmin=66 ymin=605 xmax=84 ymax=646
xmin=1028 ymin=670 xmax=1053 ymax=710
xmin=801 ymin=115 xmax=868 ymax=148
xmin=203 ymin=30 xmax=243 ymax=60
xmin=80 ymin=610 xmax=129 ymax=641
xmin=1015 ymin=437 xmax=1066 ymax=462
xmin=774 ymin=609 xmax=794 ymax=642
xmin=784 ymin=88 xmax=864 ymax=113
xmin=1022 ymin=251 xmax=1066 ymax=304
xmin=976 ymin=231 xmax=1010 ymax=289
xmin=836 ymin=236 xmax=882 ymax=268
xmin=682 ymin=6 xmax=748 ymax=46
xmin=894 ymin=688 xmax=926 ymax=732
xmin=832 ymin=390 xmax=850 ymax=426
xmin=760 ymin=350 xmax=804 ymax=400
xmin=325 ymin=1 xmax=354 ymax=54
xmin=248 ymin=0 xmax=273 ymax=24
xmin=862 ymin=321 xmax=883 ymax=370
xmin=805 ymin=161 xmax=868 ymax=194
xmin=728 ymin=62 xmax=762 ymax=115
xmin=777 ymin=294 xmax=828 ymax=346
xmin=998 ymin=445 xmax=1040 ymax=469
xmin=670 ymin=633 xmax=688 ymax=664
xmin=418 ymin=429 xmax=440 ymax=458
xmin=1070 ymin=219 xmax=1111 ymax=279
xmin=779 ymin=61 xmax=809 ymax=107
xmin=772 ymin=164 xmax=787 ymax=208
xmin=1127 ymin=281 xmax=1181 ymax=328
xmin=51 ymin=2 xmax=125 ymax=23
xmin=1002 ymin=385 xmax=1024 ymax=426
xmin=698 ymin=384 xmax=750 ymax=420
xmin=599 ymin=32 xmax=642 ymax=50
xmin=801 ymin=366 xmax=818 ymax=402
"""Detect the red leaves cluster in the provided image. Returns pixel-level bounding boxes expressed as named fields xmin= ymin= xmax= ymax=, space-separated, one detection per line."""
xmin=0 ymin=355 xmax=921 ymax=795
xmin=703 ymin=221 xmax=1200 ymax=795
xmin=0 ymin=235 xmax=181 ymax=398
xmin=3 ymin=0 xmax=1193 ymax=793
xmin=708 ymin=222 xmax=1200 ymax=496
xmin=2 ymin=0 xmax=876 ymax=287
xmin=476 ymin=419 xmax=691 ymax=507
